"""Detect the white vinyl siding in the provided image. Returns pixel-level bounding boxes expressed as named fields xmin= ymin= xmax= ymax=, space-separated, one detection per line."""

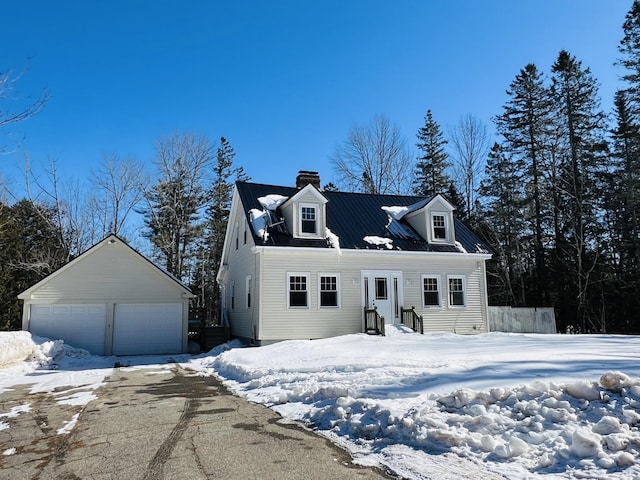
xmin=253 ymin=248 xmax=488 ymax=341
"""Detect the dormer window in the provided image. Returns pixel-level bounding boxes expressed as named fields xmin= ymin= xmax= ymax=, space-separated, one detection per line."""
xmin=431 ymin=212 xmax=449 ymax=242
xmin=300 ymin=204 xmax=318 ymax=235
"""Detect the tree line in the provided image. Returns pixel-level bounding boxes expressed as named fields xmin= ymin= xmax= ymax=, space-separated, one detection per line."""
xmin=4 ymin=2 xmax=640 ymax=333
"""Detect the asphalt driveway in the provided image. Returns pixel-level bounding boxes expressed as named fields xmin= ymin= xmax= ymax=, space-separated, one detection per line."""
xmin=0 ymin=364 xmax=393 ymax=480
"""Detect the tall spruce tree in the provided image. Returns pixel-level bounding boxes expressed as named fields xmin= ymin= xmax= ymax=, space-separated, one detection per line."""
xmin=414 ymin=110 xmax=451 ymax=196
xmin=479 ymin=143 xmax=528 ymax=307
xmin=193 ymin=137 xmax=248 ymax=323
xmin=549 ymin=50 xmax=609 ymax=332
xmin=494 ymin=64 xmax=554 ymax=306
xmin=605 ymin=89 xmax=640 ymax=332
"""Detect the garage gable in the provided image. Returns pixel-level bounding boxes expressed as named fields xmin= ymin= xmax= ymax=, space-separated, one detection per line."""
xmin=18 ymin=235 xmax=194 ymax=356
xmin=19 ymin=235 xmax=192 ymax=302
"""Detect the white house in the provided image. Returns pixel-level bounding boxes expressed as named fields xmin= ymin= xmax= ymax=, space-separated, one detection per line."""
xmin=18 ymin=234 xmax=194 ymax=356
xmin=216 ymin=171 xmax=493 ymax=345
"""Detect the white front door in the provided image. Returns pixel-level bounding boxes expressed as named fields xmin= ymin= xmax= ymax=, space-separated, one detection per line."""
xmin=362 ymin=271 xmax=402 ymax=325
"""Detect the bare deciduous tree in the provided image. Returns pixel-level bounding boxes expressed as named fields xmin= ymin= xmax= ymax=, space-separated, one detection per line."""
xmin=331 ymin=114 xmax=412 ymax=194
xmin=0 ymin=68 xmax=49 ymax=128
xmin=89 ymin=153 xmax=146 ymax=239
xmin=450 ymin=114 xmax=490 ymax=217
xmin=141 ymin=132 xmax=213 ymax=280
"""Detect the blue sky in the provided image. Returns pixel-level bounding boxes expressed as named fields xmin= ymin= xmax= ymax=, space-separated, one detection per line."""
xmin=0 ymin=1 xmax=633 ymax=196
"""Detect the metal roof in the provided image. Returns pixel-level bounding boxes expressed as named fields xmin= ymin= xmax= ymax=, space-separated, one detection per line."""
xmin=236 ymin=182 xmax=492 ymax=255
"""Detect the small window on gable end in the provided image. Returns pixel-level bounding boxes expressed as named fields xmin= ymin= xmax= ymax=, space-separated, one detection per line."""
xmin=432 ymin=214 xmax=447 ymax=240
xmin=300 ymin=205 xmax=317 ymax=234
xmin=244 ymin=223 xmax=247 ymax=245
xmin=235 ymin=223 xmax=239 ymax=249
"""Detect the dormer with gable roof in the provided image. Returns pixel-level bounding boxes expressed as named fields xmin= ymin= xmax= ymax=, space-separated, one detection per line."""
xmin=279 ymin=181 xmax=328 ymax=240
xmin=403 ymin=194 xmax=456 ymax=246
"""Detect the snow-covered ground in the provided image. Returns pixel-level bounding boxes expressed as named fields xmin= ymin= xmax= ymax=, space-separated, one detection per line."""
xmin=2 ymin=329 xmax=640 ymax=479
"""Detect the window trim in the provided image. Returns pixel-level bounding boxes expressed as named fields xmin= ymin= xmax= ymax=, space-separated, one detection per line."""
xmin=299 ymin=203 xmax=319 ymax=237
xmin=447 ymin=275 xmax=466 ymax=308
xmin=287 ymin=272 xmax=310 ymax=309
xmin=431 ymin=212 xmax=449 ymax=242
xmin=318 ymin=273 xmax=340 ymax=309
xmin=421 ymin=274 xmax=442 ymax=308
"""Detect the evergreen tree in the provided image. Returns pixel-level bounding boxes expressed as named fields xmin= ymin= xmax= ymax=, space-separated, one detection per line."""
xmin=494 ymin=64 xmax=555 ymax=306
xmin=479 ymin=143 xmax=528 ymax=307
xmin=414 ymin=110 xmax=452 ymax=196
xmin=193 ymin=137 xmax=249 ymax=324
xmin=619 ymin=0 xmax=640 ymax=113
xmin=0 ymin=200 xmax=68 ymax=330
xmin=549 ymin=50 xmax=609 ymax=332
xmin=604 ymin=89 xmax=640 ymax=332
xmin=141 ymin=133 xmax=212 ymax=282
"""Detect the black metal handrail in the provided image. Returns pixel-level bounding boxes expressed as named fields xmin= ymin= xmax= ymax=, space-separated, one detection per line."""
xmin=364 ymin=307 xmax=385 ymax=336
xmin=401 ymin=306 xmax=424 ymax=334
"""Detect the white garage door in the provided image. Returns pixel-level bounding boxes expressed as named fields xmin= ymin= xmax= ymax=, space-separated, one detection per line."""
xmin=113 ymin=303 xmax=183 ymax=355
xmin=29 ymin=304 xmax=106 ymax=355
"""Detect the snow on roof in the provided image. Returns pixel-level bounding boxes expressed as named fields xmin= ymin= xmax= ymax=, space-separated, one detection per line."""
xmin=363 ymin=236 xmax=394 ymax=249
xmin=381 ymin=205 xmax=409 ymax=221
xmin=249 ymin=208 xmax=269 ymax=242
xmin=258 ymin=194 xmax=288 ymax=211
xmin=325 ymin=228 xmax=341 ymax=255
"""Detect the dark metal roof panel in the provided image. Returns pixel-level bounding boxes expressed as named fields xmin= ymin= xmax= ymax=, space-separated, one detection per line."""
xmin=235 ymin=182 xmax=492 ymax=254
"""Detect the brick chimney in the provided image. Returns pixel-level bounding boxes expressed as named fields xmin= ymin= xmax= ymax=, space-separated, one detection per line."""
xmin=296 ymin=170 xmax=321 ymax=189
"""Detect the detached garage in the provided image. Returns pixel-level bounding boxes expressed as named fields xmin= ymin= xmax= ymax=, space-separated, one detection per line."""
xmin=18 ymin=234 xmax=194 ymax=356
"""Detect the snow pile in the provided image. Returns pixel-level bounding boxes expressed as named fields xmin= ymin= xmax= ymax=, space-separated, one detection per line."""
xmin=363 ymin=236 xmax=393 ymax=249
xmin=202 ymin=330 xmax=640 ymax=479
xmin=325 ymin=228 xmax=341 ymax=255
xmin=0 ymin=332 xmax=35 ymax=366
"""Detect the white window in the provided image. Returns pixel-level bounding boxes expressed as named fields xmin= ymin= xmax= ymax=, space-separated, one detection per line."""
xmin=246 ymin=275 xmax=252 ymax=309
xmin=300 ymin=204 xmax=318 ymax=235
xmin=287 ymin=273 xmax=309 ymax=309
xmin=422 ymin=275 xmax=441 ymax=307
xmin=432 ymin=213 xmax=447 ymax=240
xmin=448 ymin=276 xmax=466 ymax=307
xmin=318 ymin=273 xmax=340 ymax=308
